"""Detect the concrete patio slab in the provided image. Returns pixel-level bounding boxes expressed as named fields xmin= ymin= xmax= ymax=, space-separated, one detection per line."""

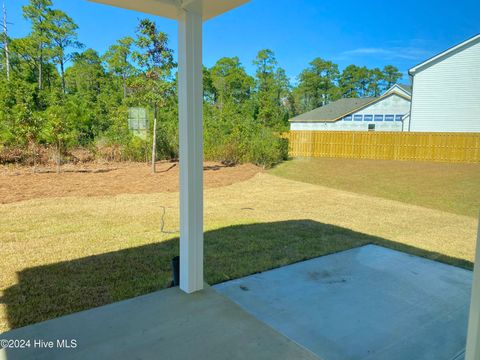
xmin=0 ymin=286 xmax=319 ymax=360
xmin=214 ymin=244 xmax=472 ymax=360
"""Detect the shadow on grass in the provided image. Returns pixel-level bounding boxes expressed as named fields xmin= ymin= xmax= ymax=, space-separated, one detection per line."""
xmin=1 ymin=220 xmax=473 ymax=331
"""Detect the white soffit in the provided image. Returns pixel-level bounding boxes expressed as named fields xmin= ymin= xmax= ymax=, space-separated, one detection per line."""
xmin=88 ymin=0 xmax=250 ymax=20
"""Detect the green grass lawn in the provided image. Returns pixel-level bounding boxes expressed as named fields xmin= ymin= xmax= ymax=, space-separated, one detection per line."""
xmin=2 ymin=218 xmax=472 ymax=332
xmin=1 ymin=220 xmax=383 ymax=330
xmin=270 ymin=157 xmax=480 ymax=217
xmin=1 ymin=163 xmax=478 ymax=332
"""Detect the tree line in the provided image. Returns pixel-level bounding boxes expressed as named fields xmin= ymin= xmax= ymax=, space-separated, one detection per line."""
xmin=0 ymin=0 xmax=402 ymax=170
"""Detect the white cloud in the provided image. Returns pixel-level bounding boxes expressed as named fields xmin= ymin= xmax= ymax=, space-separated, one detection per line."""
xmin=341 ymin=46 xmax=432 ymax=61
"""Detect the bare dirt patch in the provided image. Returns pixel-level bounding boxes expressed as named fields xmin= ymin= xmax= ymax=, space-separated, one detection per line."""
xmin=0 ymin=161 xmax=261 ymax=204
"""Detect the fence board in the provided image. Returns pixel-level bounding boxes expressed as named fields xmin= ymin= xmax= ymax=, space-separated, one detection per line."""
xmin=286 ymin=131 xmax=480 ymax=163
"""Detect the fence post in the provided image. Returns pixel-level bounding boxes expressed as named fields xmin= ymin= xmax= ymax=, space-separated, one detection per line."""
xmin=466 ymin=216 xmax=480 ymax=360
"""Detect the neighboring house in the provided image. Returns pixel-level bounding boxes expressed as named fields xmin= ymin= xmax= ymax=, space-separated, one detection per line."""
xmin=409 ymin=34 xmax=480 ymax=132
xmin=289 ymin=85 xmax=411 ymax=132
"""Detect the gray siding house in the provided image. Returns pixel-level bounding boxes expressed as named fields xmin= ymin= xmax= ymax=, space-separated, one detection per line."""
xmin=409 ymin=34 xmax=480 ymax=132
xmin=289 ymin=85 xmax=411 ymax=132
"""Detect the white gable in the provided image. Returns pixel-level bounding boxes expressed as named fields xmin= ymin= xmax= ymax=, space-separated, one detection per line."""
xmin=409 ymin=35 xmax=480 ymax=132
xmin=384 ymin=84 xmax=411 ymax=98
xmin=409 ymin=34 xmax=480 ymax=75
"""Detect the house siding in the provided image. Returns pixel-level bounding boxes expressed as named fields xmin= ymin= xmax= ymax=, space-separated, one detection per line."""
xmin=410 ymin=38 xmax=480 ymax=132
xmin=290 ymin=94 xmax=410 ymax=132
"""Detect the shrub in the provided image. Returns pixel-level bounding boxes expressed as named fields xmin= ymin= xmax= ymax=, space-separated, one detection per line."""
xmin=0 ymin=146 xmax=26 ymax=164
xmin=248 ymin=127 xmax=288 ymax=168
xmin=122 ymin=136 xmax=149 ymax=162
xmin=203 ymin=111 xmax=287 ymax=168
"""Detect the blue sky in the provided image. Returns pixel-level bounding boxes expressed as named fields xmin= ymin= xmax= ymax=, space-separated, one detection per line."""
xmin=6 ymin=0 xmax=480 ymax=84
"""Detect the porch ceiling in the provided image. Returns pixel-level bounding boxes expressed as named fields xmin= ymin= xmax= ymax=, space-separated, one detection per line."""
xmin=88 ymin=0 xmax=250 ymax=20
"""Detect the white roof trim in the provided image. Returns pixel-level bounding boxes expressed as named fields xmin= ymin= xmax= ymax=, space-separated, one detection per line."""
xmin=409 ymin=33 xmax=480 ymax=75
xmin=383 ymin=84 xmax=411 ymax=97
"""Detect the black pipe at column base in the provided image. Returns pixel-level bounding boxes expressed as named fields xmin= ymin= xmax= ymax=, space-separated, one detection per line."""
xmin=171 ymin=256 xmax=180 ymax=287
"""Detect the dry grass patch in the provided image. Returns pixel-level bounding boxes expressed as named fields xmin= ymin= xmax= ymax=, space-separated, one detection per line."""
xmin=1 ymin=173 xmax=477 ymax=332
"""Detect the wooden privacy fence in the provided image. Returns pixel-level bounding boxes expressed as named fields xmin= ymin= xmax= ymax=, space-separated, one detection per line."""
xmin=286 ymin=131 xmax=480 ymax=163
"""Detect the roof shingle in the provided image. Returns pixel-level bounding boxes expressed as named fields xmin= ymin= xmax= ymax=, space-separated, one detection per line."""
xmin=289 ymin=97 xmax=376 ymax=122
xmin=397 ymin=84 xmax=412 ymax=93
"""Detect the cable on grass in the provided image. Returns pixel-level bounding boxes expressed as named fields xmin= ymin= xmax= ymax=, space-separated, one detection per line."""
xmin=160 ymin=205 xmax=180 ymax=235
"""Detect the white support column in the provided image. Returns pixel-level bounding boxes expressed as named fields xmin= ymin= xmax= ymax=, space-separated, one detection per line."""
xmin=466 ymin=218 xmax=480 ymax=360
xmin=178 ymin=6 xmax=204 ymax=293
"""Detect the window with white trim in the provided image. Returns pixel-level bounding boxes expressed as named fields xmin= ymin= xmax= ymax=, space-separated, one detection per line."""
xmin=343 ymin=115 xmax=352 ymax=121
xmin=363 ymin=115 xmax=373 ymax=122
xmin=385 ymin=114 xmax=394 ymax=121
xmin=374 ymin=115 xmax=383 ymax=122
xmin=354 ymin=115 xmax=363 ymax=121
